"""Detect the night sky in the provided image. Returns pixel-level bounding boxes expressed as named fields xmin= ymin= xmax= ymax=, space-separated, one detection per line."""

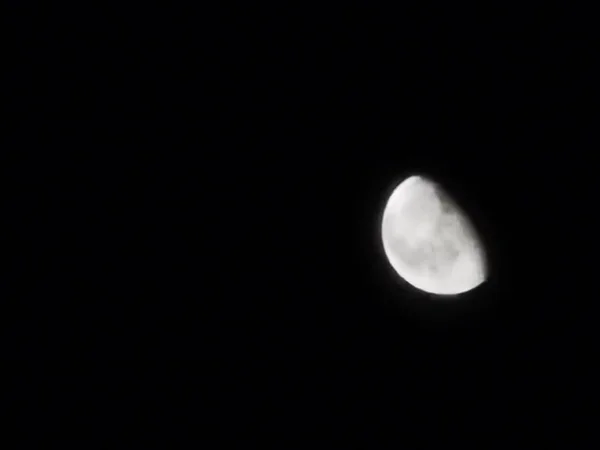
xmin=6 ymin=5 xmax=599 ymax=447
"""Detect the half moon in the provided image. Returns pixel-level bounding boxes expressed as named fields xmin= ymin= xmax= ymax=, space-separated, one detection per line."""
xmin=381 ymin=175 xmax=487 ymax=296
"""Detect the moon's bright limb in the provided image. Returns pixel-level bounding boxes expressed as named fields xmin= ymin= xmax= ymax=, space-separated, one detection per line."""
xmin=381 ymin=175 xmax=487 ymax=296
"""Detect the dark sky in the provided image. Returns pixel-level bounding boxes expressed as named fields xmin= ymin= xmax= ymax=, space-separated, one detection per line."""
xmin=5 ymin=4 xmax=599 ymax=447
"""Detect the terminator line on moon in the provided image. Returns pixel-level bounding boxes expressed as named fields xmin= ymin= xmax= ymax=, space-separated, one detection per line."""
xmin=381 ymin=175 xmax=487 ymax=296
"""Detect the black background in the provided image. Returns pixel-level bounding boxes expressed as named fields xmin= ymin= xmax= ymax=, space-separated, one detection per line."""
xmin=5 ymin=4 xmax=600 ymax=447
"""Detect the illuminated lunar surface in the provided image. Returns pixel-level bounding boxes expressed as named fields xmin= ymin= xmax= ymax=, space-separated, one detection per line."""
xmin=381 ymin=175 xmax=487 ymax=296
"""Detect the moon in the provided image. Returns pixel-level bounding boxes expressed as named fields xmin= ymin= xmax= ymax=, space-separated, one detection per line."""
xmin=381 ymin=175 xmax=487 ymax=296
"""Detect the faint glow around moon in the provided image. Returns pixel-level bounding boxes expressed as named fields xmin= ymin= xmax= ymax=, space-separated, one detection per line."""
xmin=381 ymin=175 xmax=487 ymax=296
